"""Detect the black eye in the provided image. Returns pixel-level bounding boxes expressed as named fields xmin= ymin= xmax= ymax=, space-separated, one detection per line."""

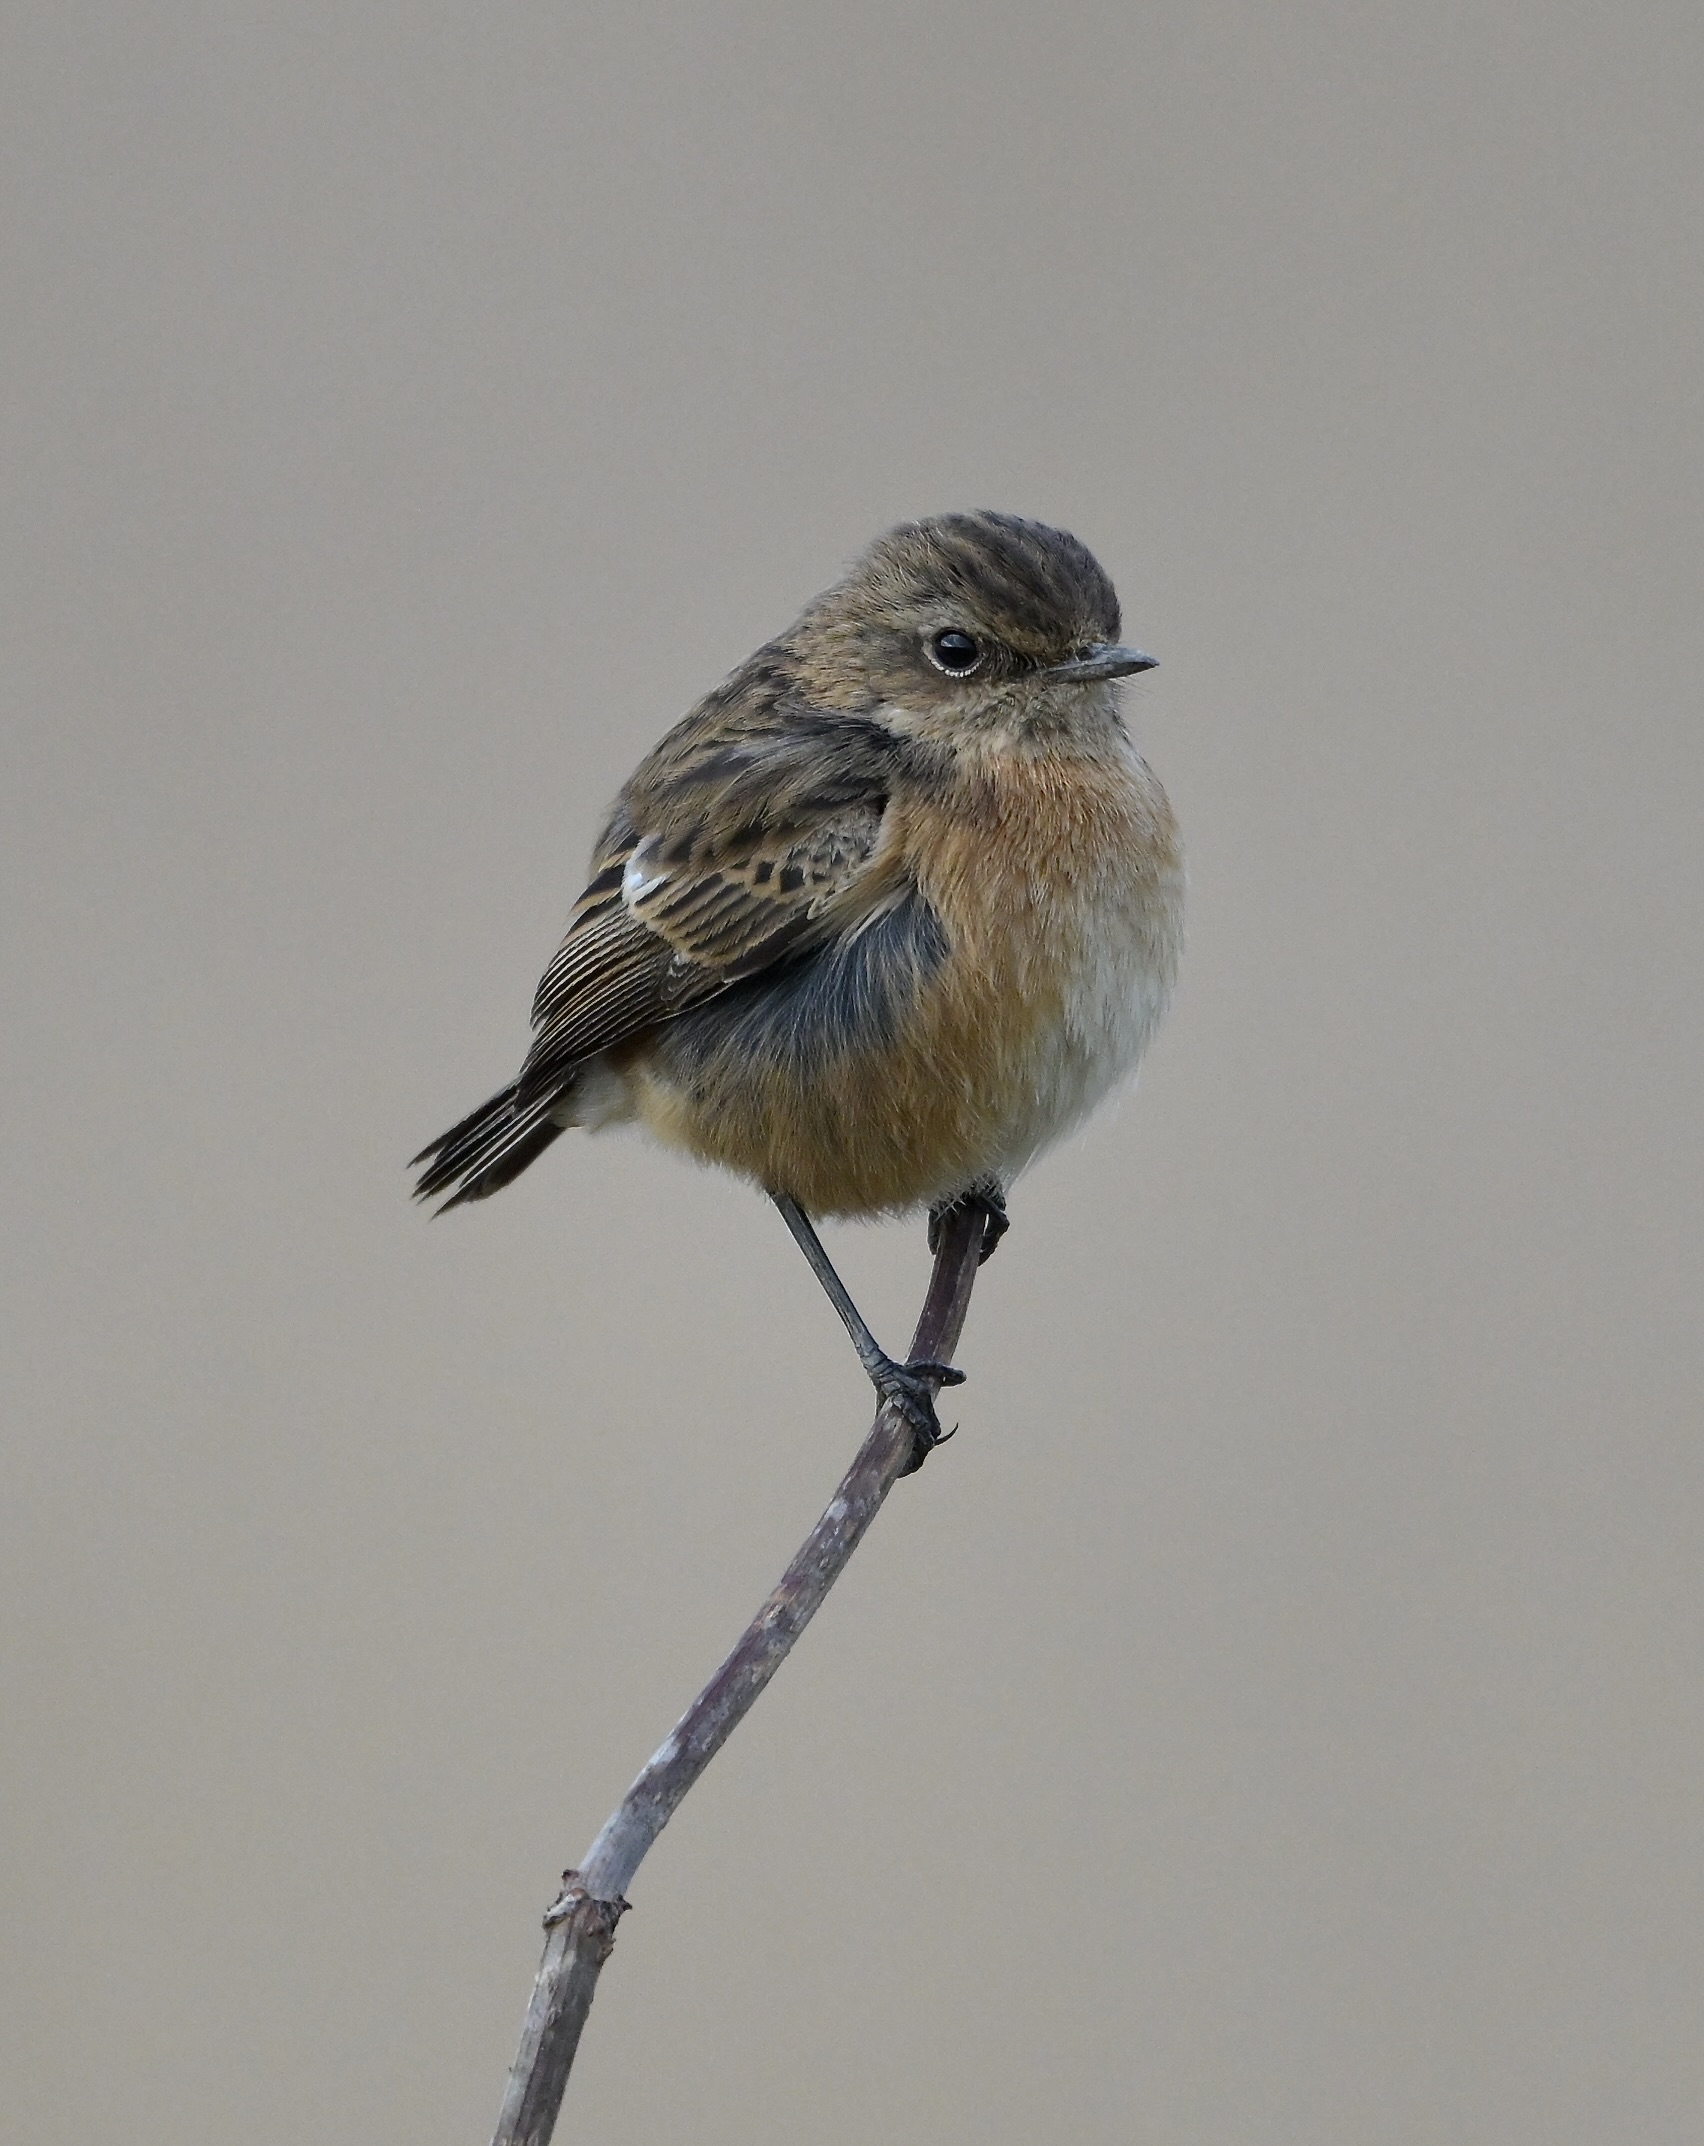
xmin=927 ymin=629 xmax=984 ymax=676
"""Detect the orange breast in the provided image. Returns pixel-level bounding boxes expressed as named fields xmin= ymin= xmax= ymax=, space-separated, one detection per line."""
xmin=628 ymin=742 xmax=1182 ymax=1215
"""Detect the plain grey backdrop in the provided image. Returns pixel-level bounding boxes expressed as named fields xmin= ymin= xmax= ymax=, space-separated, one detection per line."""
xmin=5 ymin=3 xmax=1701 ymax=2140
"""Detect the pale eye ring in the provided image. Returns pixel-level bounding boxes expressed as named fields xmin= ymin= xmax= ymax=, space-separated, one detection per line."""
xmin=926 ymin=628 xmax=984 ymax=676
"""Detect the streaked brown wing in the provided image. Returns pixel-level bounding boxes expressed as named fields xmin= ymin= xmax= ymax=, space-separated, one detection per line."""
xmin=516 ymin=701 xmax=900 ymax=1107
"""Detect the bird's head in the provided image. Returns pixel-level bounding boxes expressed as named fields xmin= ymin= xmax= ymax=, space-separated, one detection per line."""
xmin=785 ymin=510 xmax=1155 ymax=748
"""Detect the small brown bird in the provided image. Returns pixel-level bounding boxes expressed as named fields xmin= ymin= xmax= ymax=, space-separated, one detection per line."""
xmin=414 ymin=512 xmax=1182 ymax=1460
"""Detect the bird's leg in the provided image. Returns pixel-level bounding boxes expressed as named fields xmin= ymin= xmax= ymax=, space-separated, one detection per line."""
xmin=928 ymin=1180 xmax=1009 ymax=1265
xmin=772 ymin=1194 xmax=966 ymax=1468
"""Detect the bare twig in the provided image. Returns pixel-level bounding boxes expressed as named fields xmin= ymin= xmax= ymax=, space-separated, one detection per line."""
xmin=488 ymin=1199 xmax=990 ymax=2146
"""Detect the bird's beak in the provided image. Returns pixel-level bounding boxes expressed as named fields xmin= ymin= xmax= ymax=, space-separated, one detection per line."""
xmin=1047 ymin=643 xmax=1159 ymax=683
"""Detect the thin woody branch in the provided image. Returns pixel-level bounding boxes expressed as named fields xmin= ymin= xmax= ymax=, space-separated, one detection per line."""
xmin=488 ymin=1197 xmax=991 ymax=2146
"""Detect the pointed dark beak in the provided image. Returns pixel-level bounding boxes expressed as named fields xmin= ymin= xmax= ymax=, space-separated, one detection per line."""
xmin=1046 ymin=643 xmax=1159 ymax=683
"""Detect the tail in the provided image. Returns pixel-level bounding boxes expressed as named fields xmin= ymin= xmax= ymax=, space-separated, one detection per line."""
xmin=411 ymin=1082 xmax=568 ymax=1211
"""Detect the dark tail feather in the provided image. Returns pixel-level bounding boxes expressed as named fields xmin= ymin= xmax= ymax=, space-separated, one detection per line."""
xmin=411 ymin=1082 xmax=568 ymax=1210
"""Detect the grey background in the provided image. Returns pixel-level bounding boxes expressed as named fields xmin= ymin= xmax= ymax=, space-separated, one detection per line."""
xmin=5 ymin=3 xmax=1701 ymax=2140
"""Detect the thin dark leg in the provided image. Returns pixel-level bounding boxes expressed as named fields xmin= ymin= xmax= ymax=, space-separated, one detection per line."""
xmin=772 ymin=1194 xmax=966 ymax=1466
xmin=929 ymin=1180 xmax=1009 ymax=1264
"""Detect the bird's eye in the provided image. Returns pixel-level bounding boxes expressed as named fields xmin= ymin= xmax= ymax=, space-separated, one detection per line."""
xmin=927 ymin=629 xmax=984 ymax=676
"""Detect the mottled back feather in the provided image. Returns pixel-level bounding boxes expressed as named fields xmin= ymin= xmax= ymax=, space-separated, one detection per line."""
xmin=413 ymin=649 xmax=946 ymax=1208
xmin=513 ymin=650 xmax=927 ymax=1109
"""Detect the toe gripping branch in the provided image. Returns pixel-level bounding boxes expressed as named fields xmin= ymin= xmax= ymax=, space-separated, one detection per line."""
xmin=928 ymin=1182 xmax=1009 ymax=1265
xmin=897 ymin=1187 xmax=1007 ymax=1473
xmin=774 ymin=1187 xmax=1003 ymax=1479
xmin=880 ymin=1352 xmax=967 ymax=1478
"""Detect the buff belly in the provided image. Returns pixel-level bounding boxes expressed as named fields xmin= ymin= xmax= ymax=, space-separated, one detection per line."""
xmin=603 ymin=747 xmax=1184 ymax=1217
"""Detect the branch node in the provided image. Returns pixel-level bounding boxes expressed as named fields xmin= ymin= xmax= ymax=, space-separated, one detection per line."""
xmin=543 ymin=1873 xmax=631 ymax=1931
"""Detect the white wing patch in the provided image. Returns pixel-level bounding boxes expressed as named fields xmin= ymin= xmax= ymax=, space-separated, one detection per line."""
xmin=621 ymin=838 xmax=669 ymax=906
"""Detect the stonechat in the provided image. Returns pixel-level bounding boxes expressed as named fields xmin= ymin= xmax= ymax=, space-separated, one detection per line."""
xmin=414 ymin=512 xmax=1182 ymax=1459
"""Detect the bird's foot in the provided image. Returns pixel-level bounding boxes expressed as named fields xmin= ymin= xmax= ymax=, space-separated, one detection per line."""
xmin=928 ymin=1182 xmax=1009 ymax=1265
xmin=869 ymin=1353 xmax=967 ymax=1475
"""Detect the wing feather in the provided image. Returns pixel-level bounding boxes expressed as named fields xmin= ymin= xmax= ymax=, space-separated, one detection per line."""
xmin=513 ymin=677 xmax=917 ymax=1111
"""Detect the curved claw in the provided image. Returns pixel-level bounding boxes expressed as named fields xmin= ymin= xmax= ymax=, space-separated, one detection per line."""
xmin=871 ymin=1360 xmax=952 ymax=1435
xmin=928 ymin=1184 xmax=1010 ymax=1265
xmin=870 ymin=1354 xmax=965 ymax=1475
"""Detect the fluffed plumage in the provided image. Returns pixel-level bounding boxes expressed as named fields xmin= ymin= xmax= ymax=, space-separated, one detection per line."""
xmin=414 ymin=511 xmax=1183 ymax=1229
